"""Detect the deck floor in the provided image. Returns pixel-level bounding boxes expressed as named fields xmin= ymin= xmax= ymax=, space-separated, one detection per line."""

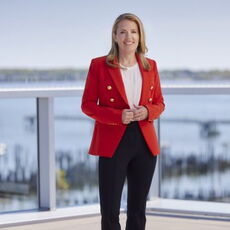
xmin=1 ymin=212 xmax=230 ymax=230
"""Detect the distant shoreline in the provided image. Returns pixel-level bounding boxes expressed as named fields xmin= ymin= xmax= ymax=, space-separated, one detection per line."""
xmin=1 ymin=69 xmax=230 ymax=82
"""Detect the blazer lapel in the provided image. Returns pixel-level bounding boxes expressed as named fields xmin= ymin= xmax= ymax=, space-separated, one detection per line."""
xmin=107 ymin=65 xmax=129 ymax=106
xmin=136 ymin=54 xmax=149 ymax=106
xmin=107 ymin=54 xmax=150 ymax=107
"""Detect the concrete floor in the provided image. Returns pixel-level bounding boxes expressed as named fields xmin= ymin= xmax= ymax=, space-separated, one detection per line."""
xmin=1 ymin=213 xmax=230 ymax=230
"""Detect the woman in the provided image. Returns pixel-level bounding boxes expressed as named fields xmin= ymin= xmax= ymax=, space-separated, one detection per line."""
xmin=81 ymin=13 xmax=165 ymax=230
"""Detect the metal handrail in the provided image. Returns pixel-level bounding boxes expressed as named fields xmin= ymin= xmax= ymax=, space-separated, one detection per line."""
xmin=1 ymin=85 xmax=230 ymax=98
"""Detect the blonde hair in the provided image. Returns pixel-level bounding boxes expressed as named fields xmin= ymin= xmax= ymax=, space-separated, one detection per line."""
xmin=106 ymin=13 xmax=151 ymax=71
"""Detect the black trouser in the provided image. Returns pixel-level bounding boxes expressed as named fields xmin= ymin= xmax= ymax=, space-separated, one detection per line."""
xmin=99 ymin=121 xmax=157 ymax=230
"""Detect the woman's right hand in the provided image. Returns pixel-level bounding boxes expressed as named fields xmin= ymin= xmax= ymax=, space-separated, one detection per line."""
xmin=122 ymin=109 xmax=134 ymax=124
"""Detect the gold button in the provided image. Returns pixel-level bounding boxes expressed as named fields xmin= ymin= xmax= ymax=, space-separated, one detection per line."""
xmin=107 ymin=85 xmax=112 ymax=90
xmin=110 ymin=98 xmax=115 ymax=102
xmin=150 ymin=85 xmax=154 ymax=90
xmin=148 ymin=98 xmax=152 ymax=102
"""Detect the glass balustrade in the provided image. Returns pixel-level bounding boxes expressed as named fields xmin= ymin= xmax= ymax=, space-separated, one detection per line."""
xmin=0 ymin=99 xmax=38 ymax=213
xmin=54 ymin=97 xmax=99 ymax=207
xmin=0 ymin=89 xmax=230 ymax=216
xmin=160 ymin=95 xmax=230 ymax=203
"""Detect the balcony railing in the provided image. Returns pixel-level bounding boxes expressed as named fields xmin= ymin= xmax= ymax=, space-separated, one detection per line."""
xmin=0 ymin=85 xmax=230 ymax=227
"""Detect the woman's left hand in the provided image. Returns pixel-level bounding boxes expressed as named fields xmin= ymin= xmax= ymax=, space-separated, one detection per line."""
xmin=133 ymin=105 xmax=148 ymax=121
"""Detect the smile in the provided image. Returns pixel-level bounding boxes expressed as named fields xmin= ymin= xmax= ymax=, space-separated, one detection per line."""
xmin=124 ymin=42 xmax=134 ymax=45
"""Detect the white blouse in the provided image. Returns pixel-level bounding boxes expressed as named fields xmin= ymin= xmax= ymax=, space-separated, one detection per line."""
xmin=120 ymin=63 xmax=142 ymax=109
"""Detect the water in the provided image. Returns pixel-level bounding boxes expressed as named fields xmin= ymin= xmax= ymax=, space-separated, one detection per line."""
xmin=0 ymin=81 xmax=84 ymax=88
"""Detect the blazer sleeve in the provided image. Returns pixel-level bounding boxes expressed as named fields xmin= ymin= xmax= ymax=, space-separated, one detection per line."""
xmin=144 ymin=61 xmax=165 ymax=121
xmin=81 ymin=59 xmax=123 ymax=125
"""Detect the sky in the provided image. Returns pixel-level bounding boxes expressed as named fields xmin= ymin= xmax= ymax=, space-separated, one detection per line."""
xmin=0 ymin=0 xmax=230 ymax=70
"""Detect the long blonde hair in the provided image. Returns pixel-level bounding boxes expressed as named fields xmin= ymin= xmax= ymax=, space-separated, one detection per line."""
xmin=106 ymin=13 xmax=151 ymax=71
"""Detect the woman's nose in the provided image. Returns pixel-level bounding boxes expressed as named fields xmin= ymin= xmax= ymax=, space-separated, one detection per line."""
xmin=126 ymin=32 xmax=132 ymax=39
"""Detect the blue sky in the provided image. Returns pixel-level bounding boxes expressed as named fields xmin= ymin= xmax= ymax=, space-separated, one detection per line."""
xmin=0 ymin=0 xmax=230 ymax=70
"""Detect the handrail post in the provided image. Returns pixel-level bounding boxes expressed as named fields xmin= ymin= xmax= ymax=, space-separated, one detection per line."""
xmin=37 ymin=97 xmax=56 ymax=210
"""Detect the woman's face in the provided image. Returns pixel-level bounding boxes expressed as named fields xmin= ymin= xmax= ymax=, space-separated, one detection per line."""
xmin=114 ymin=19 xmax=139 ymax=56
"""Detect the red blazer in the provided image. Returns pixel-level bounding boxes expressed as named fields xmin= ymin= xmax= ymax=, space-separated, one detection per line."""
xmin=81 ymin=54 xmax=165 ymax=157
